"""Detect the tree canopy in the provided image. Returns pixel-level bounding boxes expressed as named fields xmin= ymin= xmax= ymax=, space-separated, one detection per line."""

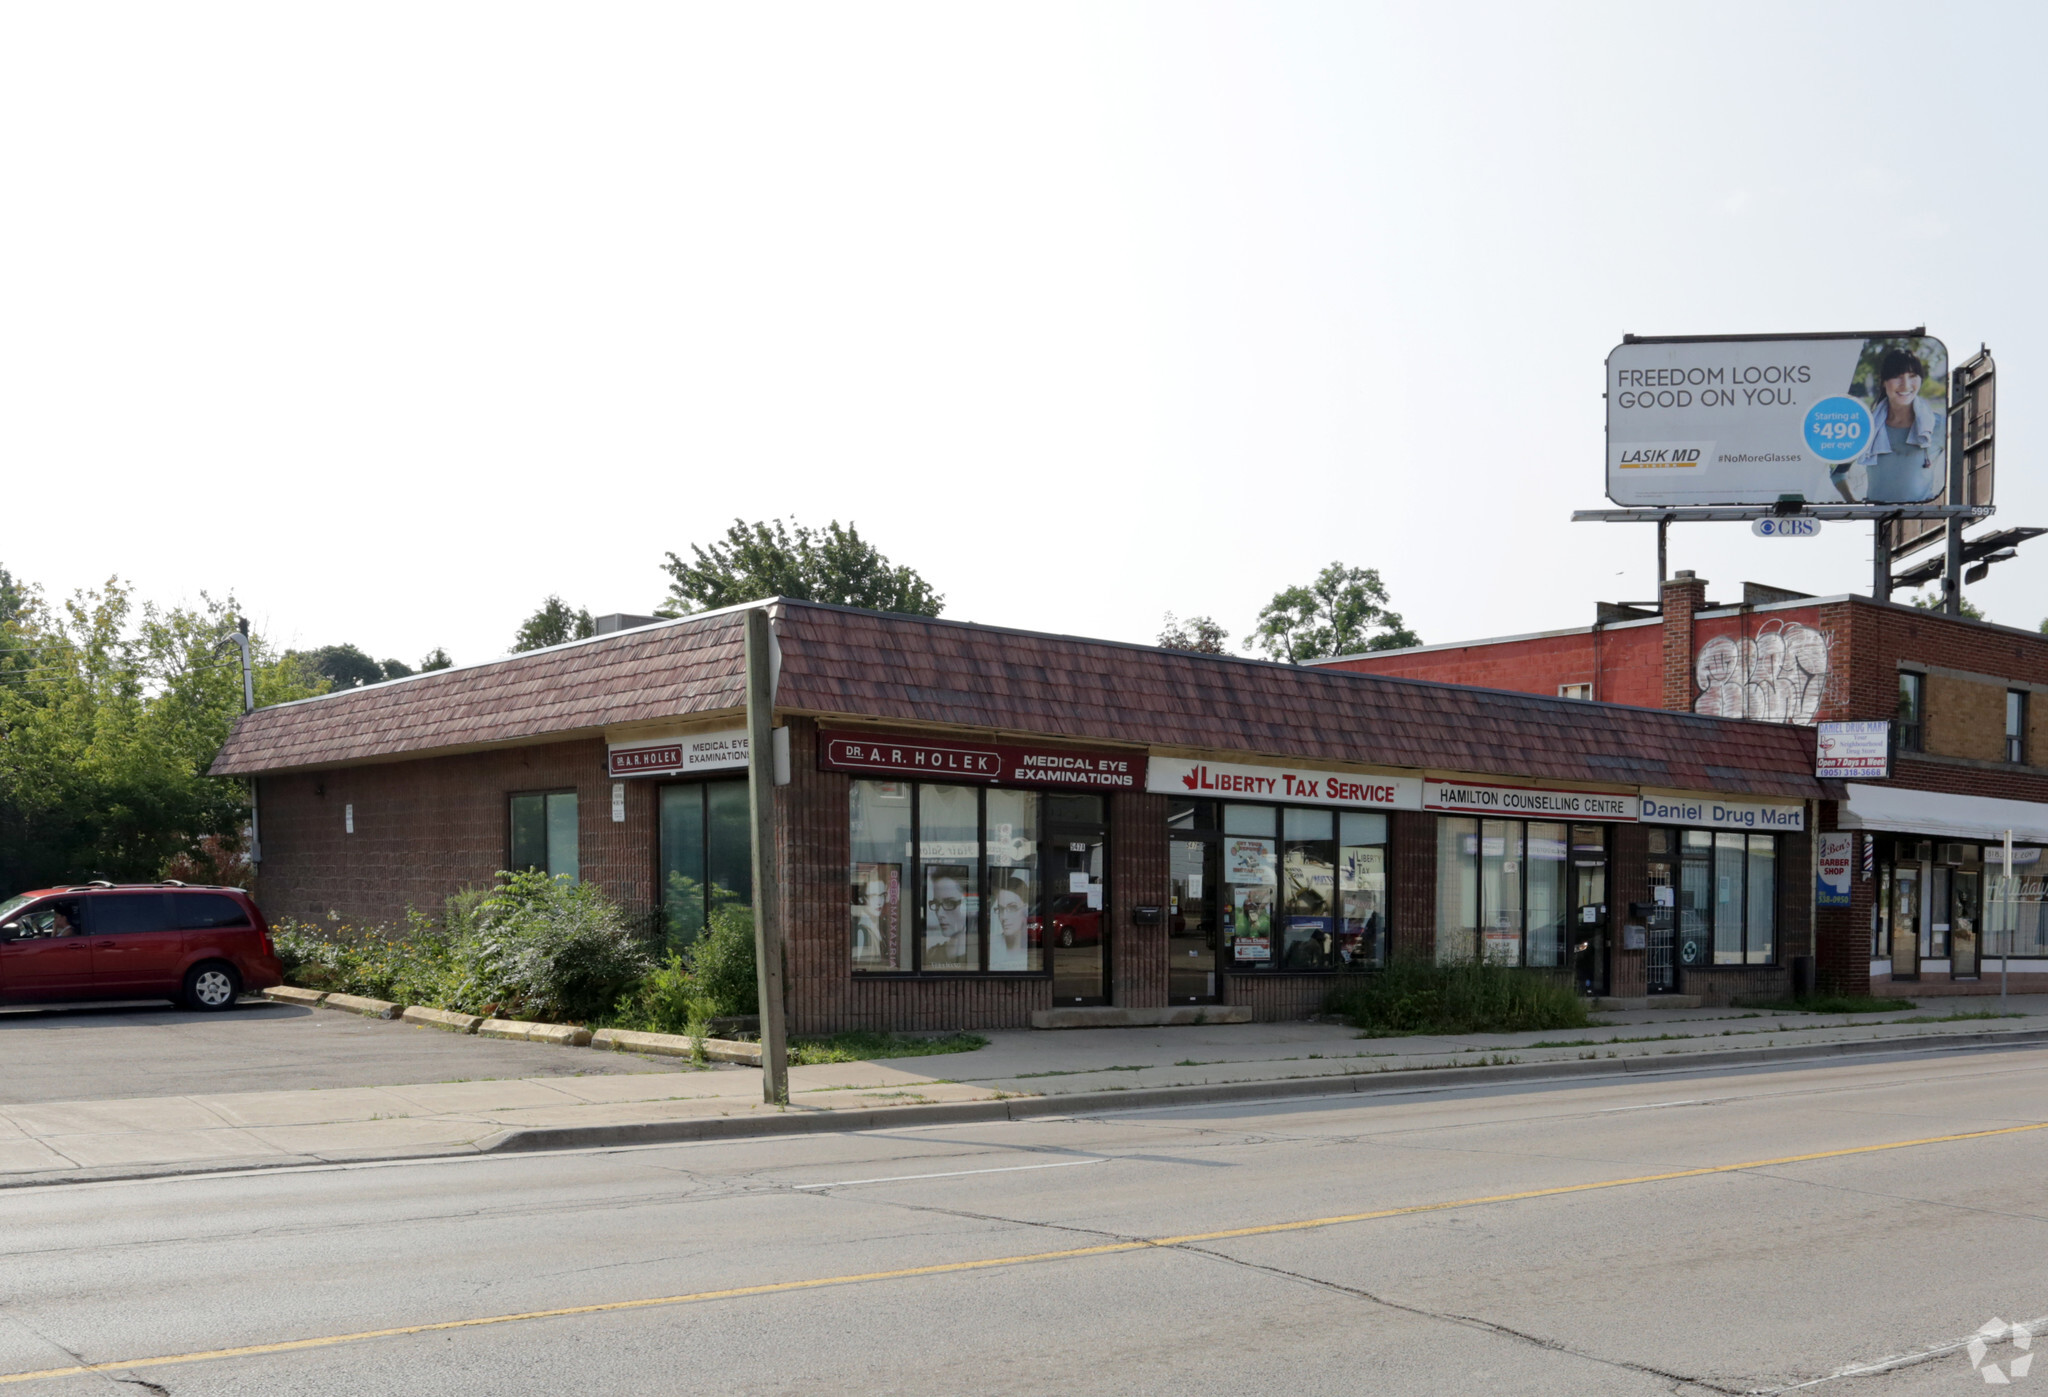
xmin=513 ymin=597 xmax=596 ymax=651
xmin=0 ymin=571 xmax=321 ymax=891
xmin=661 ymin=518 xmax=943 ymax=617
xmin=1249 ymin=563 xmax=1420 ymax=664
xmin=1158 ymin=612 xmax=1231 ymax=655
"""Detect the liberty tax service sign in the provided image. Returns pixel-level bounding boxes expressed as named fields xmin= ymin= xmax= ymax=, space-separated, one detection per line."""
xmin=1607 ymin=334 xmax=1949 ymax=507
xmin=1147 ymin=757 xmax=1421 ymax=810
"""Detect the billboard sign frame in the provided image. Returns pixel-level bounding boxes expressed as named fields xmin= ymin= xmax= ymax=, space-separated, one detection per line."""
xmin=1605 ymin=330 xmax=1953 ymax=510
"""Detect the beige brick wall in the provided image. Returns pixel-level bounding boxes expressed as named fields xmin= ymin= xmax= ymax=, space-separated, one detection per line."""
xmin=1926 ymin=673 xmax=2006 ymax=761
xmin=2029 ymin=695 xmax=2048 ymax=767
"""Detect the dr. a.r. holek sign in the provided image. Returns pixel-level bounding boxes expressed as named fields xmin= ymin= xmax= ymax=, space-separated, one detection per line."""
xmin=1607 ymin=334 xmax=1950 ymax=507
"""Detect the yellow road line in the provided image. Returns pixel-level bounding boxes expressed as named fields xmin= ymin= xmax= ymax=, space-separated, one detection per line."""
xmin=7 ymin=1118 xmax=2045 ymax=1384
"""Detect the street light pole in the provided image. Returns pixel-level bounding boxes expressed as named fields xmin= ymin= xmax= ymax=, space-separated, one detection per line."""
xmin=745 ymin=607 xmax=790 ymax=1105
xmin=2002 ymin=830 xmax=2014 ymax=1007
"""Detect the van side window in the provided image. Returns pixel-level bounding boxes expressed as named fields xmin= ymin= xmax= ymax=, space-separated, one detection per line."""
xmin=86 ymin=894 xmax=175 ymax=935
xmin=173 ymin=893 xmax=250 ymax=930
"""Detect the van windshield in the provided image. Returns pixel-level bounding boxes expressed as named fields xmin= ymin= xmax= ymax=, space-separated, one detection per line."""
xmin=0 ymin=894 xmax=37 ymax=921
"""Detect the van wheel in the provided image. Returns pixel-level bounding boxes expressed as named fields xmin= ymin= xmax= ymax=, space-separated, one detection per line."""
xmin=183 ymin=962 xmax=241 ymax=1012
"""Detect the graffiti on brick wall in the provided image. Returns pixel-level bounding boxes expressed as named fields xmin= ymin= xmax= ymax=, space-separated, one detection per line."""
xmin=1694 ymin=620 xmax=1832 ymax=725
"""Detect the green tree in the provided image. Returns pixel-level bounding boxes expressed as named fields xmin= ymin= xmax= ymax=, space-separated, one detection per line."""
xmin=420 ymin=647 xmax=453 ymax=672
xmin=513 ymin=597 xmax=595 ymax=651
xmin=1250 ymin=563 xmax=1420 ymax=663
xmin=661 ymin=518 xmax=943 ymax=617
xmin=1158 ymin=612 xmax=1230 ymax=655
xmin=1910 ymin=590 xmax=1985 ymax=621
xmin=0 ymin=572 xmax=321 ymax=890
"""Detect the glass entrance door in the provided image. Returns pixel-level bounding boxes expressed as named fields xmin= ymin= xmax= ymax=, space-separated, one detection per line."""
xmin=1046 ymin=796 xmax=1108 ymax=1005
xmin=1169 ymin=840 xmax=1218 ymax=1003
xmin=1953 ymin=870 xmax=1982 ymax=978
xmin=1891 ymin=865 xmax=1921 ymax=979
xmin=1645 ymin=832 xmax=1677 ymax=993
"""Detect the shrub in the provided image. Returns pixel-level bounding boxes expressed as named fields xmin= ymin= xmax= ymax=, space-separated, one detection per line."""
xmin=689 ymin=901 xmax=759 ymax=1018
xmin=1325 ymin=958 xmax=1591 ymax=1037
xmin=613 ymin=951 xmax=714 ymax=1037
xmin=448 ymin=870 xmax=653 ymax=1023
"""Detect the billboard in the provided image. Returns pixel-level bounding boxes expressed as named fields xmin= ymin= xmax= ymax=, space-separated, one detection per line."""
xmin=1607 ymin=333 xmax=1948 ymax=507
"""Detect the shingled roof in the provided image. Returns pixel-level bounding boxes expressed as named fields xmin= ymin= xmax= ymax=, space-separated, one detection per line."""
xmin=211 ymin=600 xmax=1830 ymax=800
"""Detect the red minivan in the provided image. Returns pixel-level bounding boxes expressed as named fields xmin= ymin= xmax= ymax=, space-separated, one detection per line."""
xmin=0 ymin=883 xmax=284 ymax=1011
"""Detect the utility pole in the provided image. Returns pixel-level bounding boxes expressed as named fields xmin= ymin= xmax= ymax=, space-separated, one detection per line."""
xmin=745 ymin=607 xmax=790 ymax=1104
xmin=1943 ymin=392 xmax=1967 ymax=615
xmin=219 ymin=618 xmax=260 ymax=864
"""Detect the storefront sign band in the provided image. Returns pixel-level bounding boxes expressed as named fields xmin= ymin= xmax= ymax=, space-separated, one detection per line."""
xmin=819 ymin=732 xmax=1145 ymax=789
xmin=1425 ymin=779 xmax=1636 ymax=821
xmin=1147 ymin=757 xmax=1420 ymax=809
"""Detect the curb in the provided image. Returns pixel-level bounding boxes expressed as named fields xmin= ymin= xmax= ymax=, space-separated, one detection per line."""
xmin=475 ymin=1024 xmax=2048 ymax=1155
xmin=321 ymin=992 xmax=401 ymax=1020
xmin=479 ymin=1018 xmax=593 ymax=1047
xmin=401 ymin=1006 xmax=483 ymax=1034
xmin=591 ymin=1028 xmax=761 ymax=1065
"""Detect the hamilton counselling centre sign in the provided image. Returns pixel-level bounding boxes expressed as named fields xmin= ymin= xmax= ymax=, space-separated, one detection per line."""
xmin=1607 ymin=334 xmax=1950 ymax=507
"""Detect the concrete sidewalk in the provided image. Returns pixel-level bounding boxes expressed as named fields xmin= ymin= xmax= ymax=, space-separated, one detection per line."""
xmin=6 ymin=996 xmax=2047 ymax=1185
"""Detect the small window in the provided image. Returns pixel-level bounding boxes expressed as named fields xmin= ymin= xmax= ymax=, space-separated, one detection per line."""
xmin=2008 ymin=691 xmax=2028 ymax=764
xmin=1558 ymin=683 xmax=1592 ymax=701
xmin=1897 ymin=672 xmax=1926 ymax=752
xmin=173 ymin=893 xmax=249 ymax=930
xmin=510 ymin=791 xmax=579 ymax=881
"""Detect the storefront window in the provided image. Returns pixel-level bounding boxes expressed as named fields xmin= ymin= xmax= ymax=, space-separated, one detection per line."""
xmin=660 ymin=780 xmax=752 ymax=946
xmin=1338 ymin=812 xmax=1388 ymax=970
xmin=848 ymin=780 xmax=1043 ymax=975
xmin=850 ymin=780 xmax=913 ymax=971
xmin=1673 ymin=828 xmax=1776 ymax=968
xmin=1282 ymin=808 xmax=1336 ymax=969
xmin=1437 ymin=817 xmax=1479 ymax=964
xmin=1984 ymin=848 xmax=2048 ymax=956
xmin=1222 ymin=804 xmax=1278 ymax=968
xmin=509 ymin=790 xmax=577 ymax=882
xmin=1437 ymin=816 xmax=1608 ymax=967
xmin=1525 ymin=822 xmax=1569 ymax=969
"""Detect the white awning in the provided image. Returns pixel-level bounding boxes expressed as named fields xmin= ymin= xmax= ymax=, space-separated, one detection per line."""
xmin=1839 ymin=783 xmax=2048 ymax=845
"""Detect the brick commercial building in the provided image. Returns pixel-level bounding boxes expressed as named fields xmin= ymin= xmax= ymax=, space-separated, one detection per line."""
xmin=211 ymin=601 xmax=1831 ymax=1032
xmin=1325 ymin=576 xmax=2048 ymax=998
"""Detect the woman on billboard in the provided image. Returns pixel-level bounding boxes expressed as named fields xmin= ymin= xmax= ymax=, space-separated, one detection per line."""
xmin=1829 ymin=347 xmax=1944 ymax=504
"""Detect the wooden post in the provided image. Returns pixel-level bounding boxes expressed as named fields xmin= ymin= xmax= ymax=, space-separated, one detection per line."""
xmin=745 ymin=607 xmax=790 ymax=1104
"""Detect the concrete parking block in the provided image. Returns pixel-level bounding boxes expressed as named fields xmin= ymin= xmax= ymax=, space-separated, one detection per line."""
xmin=592 ymin=1028 xmax=759 ymax=1064
xmin=322 ymin=992 xmax=401 ymax=1020
xmin=478 ymin=1018 xmax=591 ymax=1046
xmin=401 ymin=1006 xmax=483 ymax=1034
xmin=263 ymin=986 xmax=327 ymax=1007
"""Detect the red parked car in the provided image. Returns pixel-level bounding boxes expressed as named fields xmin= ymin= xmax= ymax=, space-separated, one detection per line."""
xmin=0 ymin=883 xmax=284 ymax=1011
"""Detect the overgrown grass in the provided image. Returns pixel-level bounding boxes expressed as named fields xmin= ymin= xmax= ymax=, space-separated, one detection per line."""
xmin=1325 ymin=958 xmax=1592 ymax=1038
xmin=787 ymin=1032 xmax=988 ymax=1065
xmin=1895 ymin=1010 xmax=2026 ymax=1023
xmin=1734 ymin=995 xmax=1915 ymax=1015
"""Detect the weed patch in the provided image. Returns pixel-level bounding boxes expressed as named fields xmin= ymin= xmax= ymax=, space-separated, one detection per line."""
xmin=1734 ymin=995 xmax=1914 ymax=1015
xmin=786 ymin=1032 xmax=988 ymax=1065
xmin=1327 ymin=959 xmax=1591 ymax=1038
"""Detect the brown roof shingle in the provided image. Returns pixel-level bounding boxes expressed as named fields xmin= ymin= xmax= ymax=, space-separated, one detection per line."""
xmin=211 ymin=601 xmax=1829 ymax=800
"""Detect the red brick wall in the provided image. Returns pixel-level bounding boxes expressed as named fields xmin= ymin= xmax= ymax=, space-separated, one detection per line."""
xmin=254 ymin=738 xmax=658 ymax=931
xmin=1110 ymin=791 xmax=1170 ymax=1010
xmin=1327 ymin=624 xmax=1663 ymax=708
xmin=1389 ymin=810 xmax=1435 ymax=962
xmin=1661 ymin=573 xmax=1707 ymax=711
xmin=1608 ymin=823 xmax=1648 ymax=998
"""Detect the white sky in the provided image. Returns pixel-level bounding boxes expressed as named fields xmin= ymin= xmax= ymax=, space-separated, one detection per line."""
xmin=4 ymin=2 xmax=2043 ymax=667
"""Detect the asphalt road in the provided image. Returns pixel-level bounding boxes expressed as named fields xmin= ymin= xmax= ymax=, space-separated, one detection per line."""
xmin=4 ymin=1046 xmax=2048 ymax=1395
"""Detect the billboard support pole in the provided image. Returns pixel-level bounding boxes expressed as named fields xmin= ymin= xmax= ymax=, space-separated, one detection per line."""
xmin=1873 ymin=516 xmax=1893 ymax=604
xmin=1943 ymin=392 xmax=1966 ymax=616
xmin=1656 ymin=517 xmax=1669 ymax=584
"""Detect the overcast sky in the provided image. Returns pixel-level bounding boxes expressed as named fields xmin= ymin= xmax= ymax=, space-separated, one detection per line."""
xmin=4 ymin=2 xmax=2043 ymax=668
